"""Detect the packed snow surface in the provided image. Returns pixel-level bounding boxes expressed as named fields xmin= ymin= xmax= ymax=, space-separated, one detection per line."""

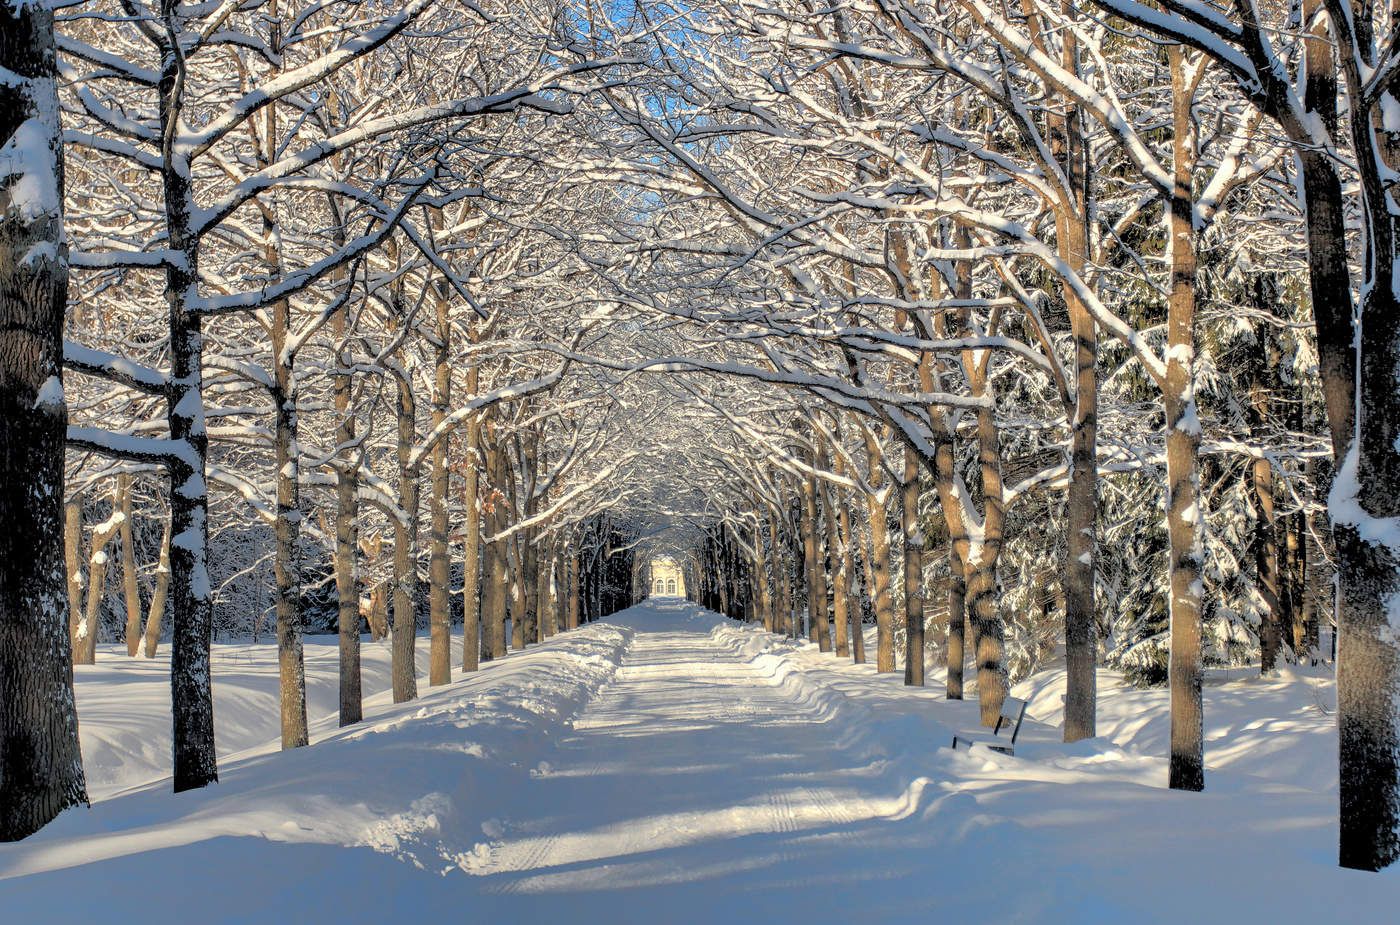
xmin=2 ymin=600 xmax=1395 ymax=922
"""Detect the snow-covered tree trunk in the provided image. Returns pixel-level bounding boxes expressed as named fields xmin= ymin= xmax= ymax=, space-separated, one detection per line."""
xmin=271 ymin=275 xmax=308 ymax=749
xmin=77 ymin=502 xmax=122 ymax=664
xmin=161 ymin=48 xmax=218 ymax=790
xmin=1298 ymin=0 xmax=1354 ymax=460
xmin=142 ymin=524 xmax=170 ymax=659
xmin=0 ymin=0 xmax=88 ymax=837
xmin=1326 ymin=0 xmax=1400 ymax=871
xmin=1165 ymin=44 xmax=1204 ymax=792
xmin=902 ymin=445 xmax=924 ymax=686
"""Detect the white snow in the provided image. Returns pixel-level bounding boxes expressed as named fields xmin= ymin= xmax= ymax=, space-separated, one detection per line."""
xmin=1 ymin=601 xmax=1395 ymax=922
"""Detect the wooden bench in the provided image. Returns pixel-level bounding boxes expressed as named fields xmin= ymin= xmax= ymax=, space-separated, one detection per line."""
xmin=951 ymin=696 xmax=1027 ymax=756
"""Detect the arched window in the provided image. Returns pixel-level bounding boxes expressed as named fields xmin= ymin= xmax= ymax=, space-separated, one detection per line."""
xmin=654 ymin=580 xmax=664 ymax=594
xmin=666 ymin=579 xmax=676 ymax=595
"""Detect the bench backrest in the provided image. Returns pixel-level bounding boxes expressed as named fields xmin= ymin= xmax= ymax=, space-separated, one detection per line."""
xmin=993 ymin=696 xmax=1028 ymax=744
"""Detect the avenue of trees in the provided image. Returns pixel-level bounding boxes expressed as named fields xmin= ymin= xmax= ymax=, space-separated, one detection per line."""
xmin=2 ymin=0 xmax=1397 ymax=872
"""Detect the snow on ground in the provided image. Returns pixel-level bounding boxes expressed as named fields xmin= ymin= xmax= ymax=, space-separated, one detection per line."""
xmin=2 ymin=600 xmax=1395 ymax=922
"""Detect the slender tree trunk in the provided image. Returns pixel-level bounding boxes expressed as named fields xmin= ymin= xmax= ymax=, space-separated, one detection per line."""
xmin=567 ymin=548 xmax=580 ymax=630
xmin=903 ymin=446 xmax=924 ymax=686
xmin=804 ymin=470 xmax=831 ymax=651
xmin=332 ymin=305 xmax=360 ymax=725
xmin=461 ymin=381 xmax=481 ymax=672
xmin=1165 ymin=45 xmax=1204 ymax=792
xmin=118 ymin=476 xmax=143 ymax=657
xmin=392 ymin=373 xmax=419 ymax=703
xmin=1061 ymin=200 xmax=1099 ymax=742
xmin=64 ymin=494 xmax=84 ymax=659
xmin=0 ymin=1 xmax=89 ymax=834
xmin=485 ymin=436 xmax=509 ymax=660
xmin=142 ymin=524 xmax=170 ymax=658
xmin=271 ymin=289 xmax=308 ymax=749
xmin=862 ymin=430 xmax=896 ymax=671
xmin=428 ymin=289 xmax=452 ymax=687
xmin=78 ymin=505 xmax=122 ymax=664
xmin=947 ymin=541 xmax=966 ymax=699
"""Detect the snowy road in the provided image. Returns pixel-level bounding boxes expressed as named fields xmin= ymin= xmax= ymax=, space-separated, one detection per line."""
xmin=465 ymin=606 xmax=930 ymax=895
xmin=2 ymin=600 xmax=1397 ymax=922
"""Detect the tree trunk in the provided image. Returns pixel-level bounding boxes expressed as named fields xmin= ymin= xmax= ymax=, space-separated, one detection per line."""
xmin=803 ymin=470 xmax=831 ymax=651
xmin=461 ymin=380 xmax=481 ymax=672
xmin=333 ymin=307 xmax=361 ymax=725
xmin=903 ymin=446 xmax=924 ymax=686
xmin=1165 ymin=45 xmax=1204 ymax=792
xmin=862 ymin=430 xmax=896 ymax=671
xmin=78 ymin=504 xmax=122 ymax=665
xmin=64 ymin=494 xmax=84 ymax=661
xmin=946 ymin=541 xmax=966 ymax=699
xmin=428 ymin=287 xmax=452 ymax=687
xmin=392 ymin=373 xmax=419 ymax=703
xmin=0 ymin=0 xmax=89 ymax=835
xmin=142 ymin=524 xmax=170 ymax=658
xmin=826 ymin=478 xmax=850 ymax=657
xmin=271 ymin=287 xmax=308 ymax=749
xmin=118 ymin=476 xmax=143 ymax=657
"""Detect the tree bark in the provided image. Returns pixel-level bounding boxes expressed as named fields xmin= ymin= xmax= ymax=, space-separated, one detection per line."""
xmin=428 ymin=286 xmax=452 ymax=687
xmin=118 ymin=476 xmax=143 ymax=657
xmin=861 ymin=428 xmax=896 ymax=671
xmin=0 ymin=0 xmax=89 ymax=836
xmin=902 ymin=446 xmax=924 ymax=686
xmin=1165 ymin=45 xmax=1204 ymax=792
xmin=461 ymin=367 xmax=481 ymax=672
xmin=333 ymin=302 xmax=360 ymax=726
xmin=142 ymin=524 xmax=170 ymax=659
xmin=392 ymin=371 xmax=419 ymax=703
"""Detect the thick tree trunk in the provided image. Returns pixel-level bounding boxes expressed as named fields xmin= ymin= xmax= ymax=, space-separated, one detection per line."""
xmin=0 ymin=1 xmax=89 ymax=835
xmin=1165 ymin=45 xmax=1203 ymax=792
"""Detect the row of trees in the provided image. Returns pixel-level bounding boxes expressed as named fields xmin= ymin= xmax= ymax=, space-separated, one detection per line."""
xmin=3 ymin=0 xmax=1397 ymax=873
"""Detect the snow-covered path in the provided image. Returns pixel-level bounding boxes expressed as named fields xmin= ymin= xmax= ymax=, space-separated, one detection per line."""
xmin=3 ymin=600 xmax=1398 ymax=922
xmin=466 ymin=605 xmax=925 ymax=896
